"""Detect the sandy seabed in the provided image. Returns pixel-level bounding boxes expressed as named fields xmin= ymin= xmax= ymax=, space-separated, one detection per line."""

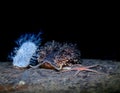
xmin=0 ymin=59 xmax=120 ymax=93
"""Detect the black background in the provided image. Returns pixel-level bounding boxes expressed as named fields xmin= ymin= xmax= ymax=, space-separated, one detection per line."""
xmin=0 ymin=5 xmax=119 ymax=62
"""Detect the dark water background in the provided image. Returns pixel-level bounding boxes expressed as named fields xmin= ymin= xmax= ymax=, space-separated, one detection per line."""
xmin=0 ymin=8 xmax=119 ymax=62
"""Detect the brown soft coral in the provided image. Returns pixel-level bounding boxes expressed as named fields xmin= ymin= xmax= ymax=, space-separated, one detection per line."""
xmin=30 ymin=40 xmax=81 ymax=70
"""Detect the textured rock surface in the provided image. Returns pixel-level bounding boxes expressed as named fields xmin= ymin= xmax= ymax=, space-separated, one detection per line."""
xmin=0 ymin=59 xmax=120 ymax=93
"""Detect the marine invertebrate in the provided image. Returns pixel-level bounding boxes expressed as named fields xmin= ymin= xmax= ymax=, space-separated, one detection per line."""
xmin=30 ymin=40 xmax=101 ymax=75
xmin=62 ymin=64 xmax=101 ymax=76
xmin=9 ymin=32 xmax=42 ymax=68
xmin=30 ymin=40 xmax=81 ymax=70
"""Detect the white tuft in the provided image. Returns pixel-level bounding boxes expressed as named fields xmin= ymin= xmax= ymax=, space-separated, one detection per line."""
xmin=13 ymin=42 xmax=37 ymax=67
xmin=10 ymin=32 xmax=42 ymax=68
